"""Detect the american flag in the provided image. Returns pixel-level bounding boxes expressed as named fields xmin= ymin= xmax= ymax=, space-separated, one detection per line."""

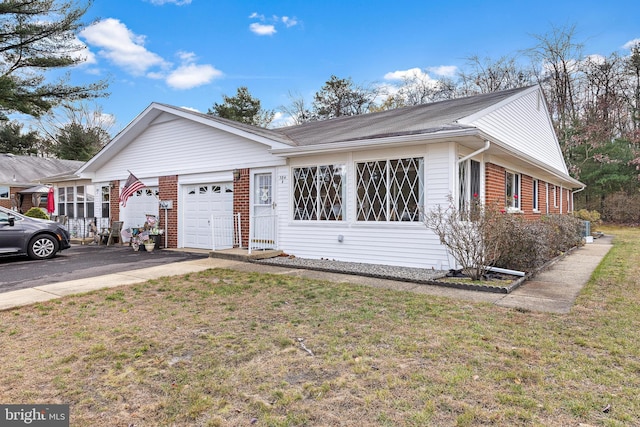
xmin=119 ymin=172 xmax=145 ymax=207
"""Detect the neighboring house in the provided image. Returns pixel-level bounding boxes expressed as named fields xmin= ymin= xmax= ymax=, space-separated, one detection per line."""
xmin=75 ymin=85 xmax=583 ymax=269
xmin=0 ymin=154 xmax=84 ymax=215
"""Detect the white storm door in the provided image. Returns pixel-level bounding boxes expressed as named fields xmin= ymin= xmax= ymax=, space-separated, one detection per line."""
xmin=250 ymin=171 xmax=277 ymax=250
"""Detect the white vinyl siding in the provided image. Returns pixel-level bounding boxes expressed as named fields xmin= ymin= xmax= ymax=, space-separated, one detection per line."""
xmin=91 ymin=115 xmax=285 ymax=182
xmin=276 ymin=143 xmax=452 ymax=270
xmin=461 ymin=89 xmax=569 ymax=176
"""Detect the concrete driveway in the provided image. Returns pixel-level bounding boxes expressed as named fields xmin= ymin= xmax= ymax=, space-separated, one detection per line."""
xmin=0 ymin=243 xmax=208 ymax=294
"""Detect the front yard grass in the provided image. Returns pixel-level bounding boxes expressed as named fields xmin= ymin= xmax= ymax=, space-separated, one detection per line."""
xmin=0 ymin=226 xmax=638 ymax=426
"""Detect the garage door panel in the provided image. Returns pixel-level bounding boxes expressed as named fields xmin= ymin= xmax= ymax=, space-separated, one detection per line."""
xmin=182 ymin=182 xmax=233 ymax=249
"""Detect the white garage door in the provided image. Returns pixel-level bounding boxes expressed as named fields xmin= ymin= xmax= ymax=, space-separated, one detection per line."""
xmin=121 ymin=187 xmax=159 ymax=231
xmin=183 ymin=183 xmax=234 ymax=249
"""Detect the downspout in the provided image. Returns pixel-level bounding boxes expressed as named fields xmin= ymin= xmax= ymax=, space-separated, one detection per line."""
xmin=571 ymin=186 xmax=586 ymax=212
xmin=457 ymin=140 xmax=491 ymax=165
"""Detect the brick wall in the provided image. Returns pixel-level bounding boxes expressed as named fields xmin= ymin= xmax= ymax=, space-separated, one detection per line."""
xmin=233 ymin=168 xmax=250 ymax=247
xmin=485 ymin=162 xmax=572 ymax=218
xmin=1 ymin=187 xmax=35 ymax=212
xmin=110 ymin=181 xmax=119 ymax=221
xmin=485 ymin=163 xmax=505 ymax=208
xmin=159 ymin=175 xmax=178 ymax=248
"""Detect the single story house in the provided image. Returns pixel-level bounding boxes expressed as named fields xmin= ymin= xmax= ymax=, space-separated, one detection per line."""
xmin=73 ymin=85 xmax=583 ymax=269
xmin=0 ymin=154 xmax=84 ymax=214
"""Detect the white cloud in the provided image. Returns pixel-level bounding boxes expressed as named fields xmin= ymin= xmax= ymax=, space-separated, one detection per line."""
xmin=79 ymin=18 xmax=167 ymax=75
xmin=165 ymin=51 xmax=222 ymax=89
xmin=428 ymin=65 xmax=457 ymax=77
xmin=81 ymin=19 xmax=222 ymax=90
xmin=249 ymin=23 xmax=276 ymax=36
xmin=147 ymin=0 xmax=192 ymax=5
xmin=623 ymin=38 xmax=640 ymax=50
xmin=384 ymin=68 xmax=430 ymax=81
xmin=281 ymin=16 xmax=299 ymax=28
xmin=248 ymin=12 xmax=299 ymax=35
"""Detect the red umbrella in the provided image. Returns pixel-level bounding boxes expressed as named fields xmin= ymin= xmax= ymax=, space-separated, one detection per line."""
xmin=47 ymin=187 xmax=55 ymax=214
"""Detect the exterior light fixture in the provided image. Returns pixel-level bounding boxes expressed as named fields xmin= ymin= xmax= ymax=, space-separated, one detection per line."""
xmin=233 ymin=169 xmax=241 ymax=181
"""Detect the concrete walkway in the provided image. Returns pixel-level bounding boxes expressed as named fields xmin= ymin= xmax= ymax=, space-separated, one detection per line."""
xmin=0 ymin=236 xmax=613 ymax=313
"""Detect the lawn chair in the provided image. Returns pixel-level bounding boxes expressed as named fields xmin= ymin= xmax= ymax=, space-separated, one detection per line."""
xmin=106 ymin=221 xmax=123 ymax=246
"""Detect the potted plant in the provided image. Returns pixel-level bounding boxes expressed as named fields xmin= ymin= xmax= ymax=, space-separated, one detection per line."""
xmin=143 ymin=238 xmax=155 ymax=252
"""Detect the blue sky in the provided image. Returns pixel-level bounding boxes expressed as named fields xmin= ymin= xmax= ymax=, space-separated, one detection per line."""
xmin=55 ymin=0 xmax=640 ymax=132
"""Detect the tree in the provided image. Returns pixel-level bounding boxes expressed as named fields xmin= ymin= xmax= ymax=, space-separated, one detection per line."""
xmin=0 ymin=121 xmax=40 ymax=155
xmin=0 ymin=0 xmax=108 ymax=119
xmin=458 ymin=55 xmax=536 ymax=95
xmin=208 ymin=87 xmax=275 ymax=127
xmin=278 ymin=91 xmax=313 ymax=125
xmin=53 ymin=122 xmax=107 ymax=160
xmin=38 ymin=102 xmax=113 ymax=160
xmin=312 ymin=75 xmax=378 ymax=120
xmin=527 ymin=25 xmax=584 ymax=140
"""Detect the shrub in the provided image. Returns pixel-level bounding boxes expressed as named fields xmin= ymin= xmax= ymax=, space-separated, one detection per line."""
xmin=601 ymin=192 xmax=640 ymax=224
xmin=24 ymin=207 xmax=49 ymax=219
xmin=421 ymin=198 xmax=508 ymax=280
xmin=574 ymin=209 xmax=601 ymax=231
xmin=424 ymin=197 xmax=585 ymax=275
xmin=490 ymin=215 xmax=552 ymax=272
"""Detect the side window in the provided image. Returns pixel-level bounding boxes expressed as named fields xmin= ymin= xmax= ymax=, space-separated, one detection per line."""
xmin=505 ymin=171 xmax=521 ymax=210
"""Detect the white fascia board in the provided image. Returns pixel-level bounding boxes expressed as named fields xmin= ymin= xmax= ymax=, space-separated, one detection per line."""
xmin=270 ymin=128 xmax=482 ymax=156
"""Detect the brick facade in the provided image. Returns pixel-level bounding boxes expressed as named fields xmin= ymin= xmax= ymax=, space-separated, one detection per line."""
xmin=233 ymin=168 xmax=250 ymax=247
xmin=110 ymin=181 xmax=120 ymax=221
xmin=159 ymin=175 xmax=179 ymax=248
xmin=485 ymin=162 xmax=573 ymax=218
xmin=1 ymin=187 xmax=39 ymax=213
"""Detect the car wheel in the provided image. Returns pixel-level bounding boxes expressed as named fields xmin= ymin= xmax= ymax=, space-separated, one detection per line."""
xmin=27 ymin=234 xmax=59 ymax=260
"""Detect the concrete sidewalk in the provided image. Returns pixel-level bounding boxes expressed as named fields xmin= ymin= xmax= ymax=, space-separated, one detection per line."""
xmin=0 ymin=236 xmax=613 ymax=313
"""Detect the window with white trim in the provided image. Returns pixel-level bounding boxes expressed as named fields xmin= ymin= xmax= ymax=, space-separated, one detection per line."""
xmin=459 ymin=159 xmax=481 ymax=212
xmin=505 ymin=171 xmax=521 ymax=211
xmin=553 ymin=186 xmax=558 ymax=208
xmin=532 ymin=179 xmax=539 ymax=211
xmin=57 ymin=185 xmax=95 ymax=218
xmin=293 ymin=164 xmax=345 ymax=220
xmin=356 ymin=157 xmax=424 ymax=222
xmin=101 ymin=186 xmax=110 ymax=218
xmin=0 ymin=186 xmax=8 ymax=199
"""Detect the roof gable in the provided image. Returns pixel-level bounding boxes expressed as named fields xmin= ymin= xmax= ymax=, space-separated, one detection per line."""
xmin=458 ymin=86 xmax=569 ymax=175
xmin=78 ymin=103 xmax=294 ymax=174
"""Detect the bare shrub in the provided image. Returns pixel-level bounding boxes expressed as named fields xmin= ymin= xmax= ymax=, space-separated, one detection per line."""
xmin=602 ymin=192 xmax=640 ymax=224
xmin=424 ymin=198 xmax=585 ymax=276
xmin=422 ymin=198 xmax=507 ymax=280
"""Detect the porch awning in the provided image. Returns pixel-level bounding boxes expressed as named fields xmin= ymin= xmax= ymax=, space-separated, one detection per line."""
xmin=19 ymin=185 xmax=51 ymax=194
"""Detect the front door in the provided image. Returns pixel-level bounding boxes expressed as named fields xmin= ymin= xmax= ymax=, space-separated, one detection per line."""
xmin=250 ymin=170 xmax=276 ymax=251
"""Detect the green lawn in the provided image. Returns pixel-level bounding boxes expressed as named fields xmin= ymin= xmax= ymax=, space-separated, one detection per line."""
xmin=0 ymin=226 xmax=638 ymax=426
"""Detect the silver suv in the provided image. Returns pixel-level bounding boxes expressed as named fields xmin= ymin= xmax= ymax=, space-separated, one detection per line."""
xmin=0 ymin=206 xmax=71 ymax=260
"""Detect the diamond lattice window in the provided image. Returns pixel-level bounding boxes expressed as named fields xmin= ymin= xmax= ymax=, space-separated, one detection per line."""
xmin=356 ymin=158 xmax=424 ymax=222
xmin=293 ymin=165 xmax=345 ymax=220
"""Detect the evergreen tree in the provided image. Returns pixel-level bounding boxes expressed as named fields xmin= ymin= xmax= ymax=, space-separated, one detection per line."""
xmin=208 ymin=87 xmax=274 ymax=127
xmin=0 ymin=0 xmax=108 ymax=119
